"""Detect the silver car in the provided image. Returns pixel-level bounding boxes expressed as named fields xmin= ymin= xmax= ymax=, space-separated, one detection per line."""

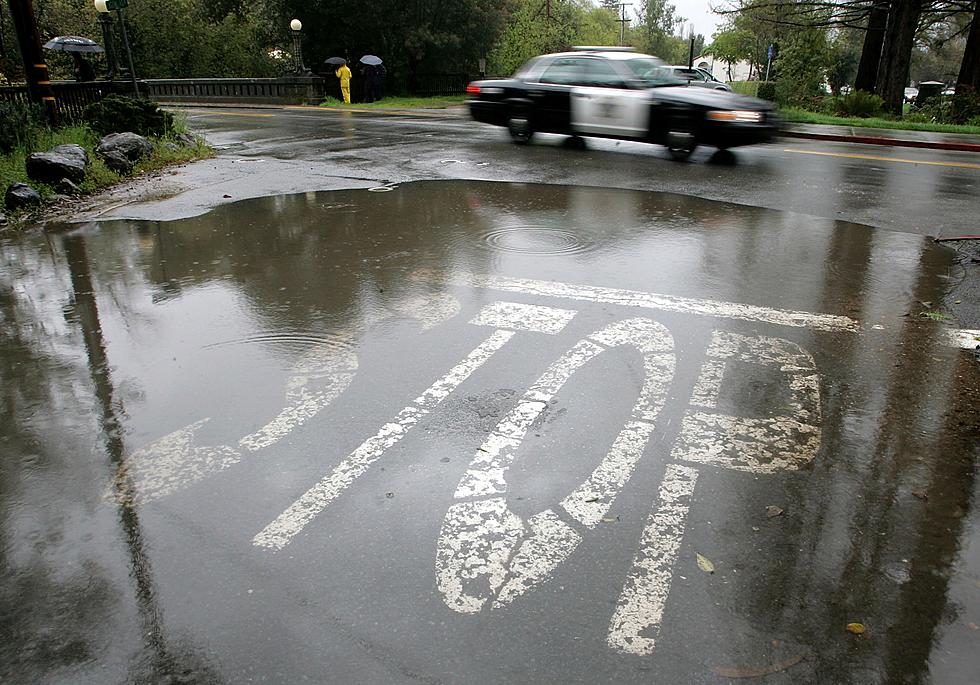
xmin=666 ymin=66 xmax=732 ymax=91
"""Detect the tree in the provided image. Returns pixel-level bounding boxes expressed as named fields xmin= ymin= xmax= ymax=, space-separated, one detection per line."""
xmin=957 ymin=0 xmax=979 ymax=93
xmin=705 ymin=27 xmax=754 ymax=79
xmin=635 ymin=0 xmax=683 ymax=57
xmin=774 ymin=26 xmax=829 ymax=104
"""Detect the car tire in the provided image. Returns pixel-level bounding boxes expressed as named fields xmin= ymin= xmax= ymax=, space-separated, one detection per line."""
xmin=666 ymin=129 xmax=697 ymax=161
xmin=507 ymin=107 xmax=534 ymax=145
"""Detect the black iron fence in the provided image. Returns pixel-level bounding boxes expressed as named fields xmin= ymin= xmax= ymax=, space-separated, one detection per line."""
xmin=409 ymin=73 xmax=471 ymax=97
xmin=0 ymin=73 xmax=469 ymax=123
xmin=0 ymin=80 xmax=120 ymax=124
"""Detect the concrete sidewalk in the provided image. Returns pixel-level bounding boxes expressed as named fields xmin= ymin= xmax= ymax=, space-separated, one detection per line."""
xmin=782 ymin=122 xmax=980 ymax=152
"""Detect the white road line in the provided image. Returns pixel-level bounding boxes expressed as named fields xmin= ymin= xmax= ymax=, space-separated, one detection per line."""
xmin=949 ymin=329 xmax=980 ymax=350
xmin=671 ymin=331 xmax=821 ymax=473
xmin=608 ymin=464 xmax=699 ymax=656
xmin=437 ymin=319 xmax=676 ymax=613
xmin=109 ymin=343 xmax=358 ymax=504
xmin=253 ymin=329 xmax=515 ymax=551
xmin=108 ymin=294 xmax=462 ymax=505
xmin=411 ymin=269 xmax=860 ymax=333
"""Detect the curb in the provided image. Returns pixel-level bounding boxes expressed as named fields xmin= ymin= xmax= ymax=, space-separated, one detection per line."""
xmin=781 ymin=129 xmax=980 ymax=153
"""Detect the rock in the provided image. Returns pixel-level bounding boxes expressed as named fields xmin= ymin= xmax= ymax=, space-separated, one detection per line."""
xmin=0 ymin=214 xmax=7 ymax=227
xmin=96 ymin=132 xmax=153 ymax=163
xmin=54 ymin=178 xmax=82 ymax=195
xmin=99 ymin=149 xmax=134 ymax=174
xmin=163 ymin=142 xmax=180 ymax=153
xmin=26 ymin=150 xmax=86 ymax=185
xmin=5 ymin=182 xmax=41 ymax=211
xmin=49 ymin=143 xmax=89 ymax=167
xmin=175 ymin=133 xmax=197 ymax=147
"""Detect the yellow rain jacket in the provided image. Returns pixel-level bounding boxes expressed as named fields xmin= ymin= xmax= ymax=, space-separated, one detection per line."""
xmin=336 ymin=64 xmax=352 ymax=103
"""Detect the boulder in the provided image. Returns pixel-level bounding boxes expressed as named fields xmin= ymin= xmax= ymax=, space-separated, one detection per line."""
xmin=174 ymin=132 xmax=197 ymax=148
xmin=5 ymin=182 xmax=41 ymax=211
xmin=163 ymin=142 xmax=180 ymax=153
xmin=26 ymin=149 xmax=86 ymax=185
xmin=54 ymin=178 xmax=82 ymax=195
xmin=49 ymin=144 xmax=89 ymax=167
xmin=100 ymin=149 xmax=134 ymax=174
xmin=96 ymin=132 xmax=153 ymax=163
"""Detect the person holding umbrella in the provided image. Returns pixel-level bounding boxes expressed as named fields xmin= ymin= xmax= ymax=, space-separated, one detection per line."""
xmin=43 ymin=35 xmax=103 ymax=81
xmin=73 ymin=53 xmax=96 ymax=82
xmin=360 ymin=55 xmax=384 ymax=103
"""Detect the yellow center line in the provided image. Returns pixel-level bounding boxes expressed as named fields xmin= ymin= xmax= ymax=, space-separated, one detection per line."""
xmin=784 ymin=147 xmax=980 ymax=170
xmin=181 ymin=109 xmax=275 ymax=118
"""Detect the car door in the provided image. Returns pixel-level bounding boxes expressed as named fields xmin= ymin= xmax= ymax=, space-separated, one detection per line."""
xmin=531 ymin=56 xmax=586 ymax=133
xmin=570 ymin=59 xmax=650 ymax=138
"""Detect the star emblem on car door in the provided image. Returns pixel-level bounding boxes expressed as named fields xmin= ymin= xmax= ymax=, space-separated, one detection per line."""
xmin=599 ymin=99 xmax=618 ymax=118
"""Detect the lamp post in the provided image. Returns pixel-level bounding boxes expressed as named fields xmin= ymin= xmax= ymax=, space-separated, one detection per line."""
xmin=95 ymin=0 xmax=138 ymax=97
xmin=95 ymin=7 xmax=118 ymax=79
xmin=290 ymin=18 xmax=310 ymax=75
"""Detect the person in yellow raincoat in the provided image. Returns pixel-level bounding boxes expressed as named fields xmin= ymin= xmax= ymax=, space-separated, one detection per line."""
xmin=335 ymin=62 xmax=352 ymax=104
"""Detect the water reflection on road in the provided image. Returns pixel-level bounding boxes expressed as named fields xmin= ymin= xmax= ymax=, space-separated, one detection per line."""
xmin=0 ymin=181 xmax=976 ymax=684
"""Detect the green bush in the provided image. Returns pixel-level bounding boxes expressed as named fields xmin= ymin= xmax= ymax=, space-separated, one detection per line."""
xmin=82 ymin=95 xmax=174 ymax=137
xmin=903 ymin=112 xmax=933 ymax=124
xmin=757 ymin=81 xmax=777 ymax=102
xmin=728 ymin=81 xmax=760 ymax=97
xmin=0 ymin=100 xmax=47 ymax=153
xmin=833 ymin=90 xmax=884 ymax=118
xmin=949 ymin=90 xmax=980 ymax=125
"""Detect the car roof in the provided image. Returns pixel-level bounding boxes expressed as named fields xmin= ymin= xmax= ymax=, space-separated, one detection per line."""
xmin=548 ymin=50 xmax=661 ymax=61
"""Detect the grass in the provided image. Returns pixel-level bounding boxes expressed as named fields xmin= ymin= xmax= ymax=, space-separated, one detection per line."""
xmin=1 ymin=122 xmax=211 ymax=229
xmin=318 ymin=95 xmax=467 ymax=109
xmin=780 ymin=108 xmax=980 ymax=135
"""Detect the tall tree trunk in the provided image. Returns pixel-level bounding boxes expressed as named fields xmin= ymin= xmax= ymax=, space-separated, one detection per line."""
xmin=877 ymin=0 xmax=922 ymax=114
xmin=855 ymin=1 xmax=890 ymax=93
xmin=956 ymin=2 xmax=979 ymax=93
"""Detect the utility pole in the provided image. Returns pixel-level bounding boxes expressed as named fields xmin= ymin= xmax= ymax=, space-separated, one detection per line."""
xmin=687 ymin=24 xmax=695 ymax=68
xmin=6 ymin=0 xmax=58 ymax=125
xmin=616 ymin=3 xmax=632 ymax=46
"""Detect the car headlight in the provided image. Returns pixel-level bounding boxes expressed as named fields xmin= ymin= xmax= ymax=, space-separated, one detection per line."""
xmin=706 ymin=110 xmax=763 ymax=123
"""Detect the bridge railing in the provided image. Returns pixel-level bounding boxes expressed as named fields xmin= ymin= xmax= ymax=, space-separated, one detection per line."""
xmin=141 ymin=77 xmax=327 ymax=105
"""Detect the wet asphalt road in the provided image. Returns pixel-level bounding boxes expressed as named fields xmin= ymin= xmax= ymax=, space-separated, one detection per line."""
xmin=1 ymin=107 xmax=979 ymax=684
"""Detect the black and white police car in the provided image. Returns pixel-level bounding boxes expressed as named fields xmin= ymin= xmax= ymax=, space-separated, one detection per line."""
xmin=466 ymin=47 xmax=778 ymax=160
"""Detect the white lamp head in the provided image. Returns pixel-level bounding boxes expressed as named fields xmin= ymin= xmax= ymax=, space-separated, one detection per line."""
xmin=94 ymin=0 xmax=109 ymax=12
xmin=290 ymin=19 xmax=302 ymax=32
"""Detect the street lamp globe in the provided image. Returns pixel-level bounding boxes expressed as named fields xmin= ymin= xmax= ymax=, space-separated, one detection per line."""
xmin=94 ymin=0 xmax=108 ymax=13
xmin=290 ymin=19 xmax=302 ymax=32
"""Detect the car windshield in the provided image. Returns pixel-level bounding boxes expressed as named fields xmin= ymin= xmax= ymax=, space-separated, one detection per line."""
xmin=622 ymin=57 xmax=684 ymax=87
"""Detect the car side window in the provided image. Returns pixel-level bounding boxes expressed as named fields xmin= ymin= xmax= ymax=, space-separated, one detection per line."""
xmin=577 ymin=59 xmax=625 ymax=88
xmin=539 ymin=58 xmax=587 ymax=85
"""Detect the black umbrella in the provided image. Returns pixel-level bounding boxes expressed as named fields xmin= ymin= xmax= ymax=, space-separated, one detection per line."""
xmin=324 ymin=57 xmax=346 ymax=66
xmin=359 ymin=55 xmax=382 ymax=66
xmin=43 ymin=35 xmax=104 ymax=53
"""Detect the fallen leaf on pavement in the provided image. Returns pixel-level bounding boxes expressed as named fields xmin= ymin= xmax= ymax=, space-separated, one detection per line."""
xmin=766 ymin=506 xmax=784 ymax=518
xmin=912 ymin=490 xmax=928 ymax=501
xmin=712 ymin=653 xmax=805 ymax=678
xmin=696 ymin=553 xmax=715 ymax=574
xmin=846 ymin=623 xmax=866 ymax=635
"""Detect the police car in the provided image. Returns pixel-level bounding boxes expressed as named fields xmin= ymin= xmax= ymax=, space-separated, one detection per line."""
xmin=466 ymin=47 xmax=777 ymax=160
